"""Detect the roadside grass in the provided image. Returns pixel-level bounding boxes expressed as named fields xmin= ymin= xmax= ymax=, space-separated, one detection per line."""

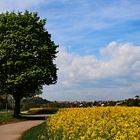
xmin=21 ymin=122 xmax=64 ymax=140
xmin=0 ymin=112 xmax=15 ymax=124
xmin=0 ymin=112 xmax=25 ymax=125
xmin=21 ymin=122 xmax=48 ymax=140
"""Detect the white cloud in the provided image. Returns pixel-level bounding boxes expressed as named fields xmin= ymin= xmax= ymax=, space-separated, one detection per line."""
xmin=0 ymin=0 xmax=46 ymax=12
xmin=43 ymin=42 xmax=140 ymax=101
xmin=1 ymin=1 xmax=139 ymax=101
xmin=47 ymin=0 xmax=69 ymax=3
xmin=46 ymin=0 xmax=140 ymax=33
xmin=98 ymin=1 xmax=140 ymax=21
xmin=57 ymin=42 xmax=140 ymax=85
xmin=0 ymin=0 xmax=69 ymax=12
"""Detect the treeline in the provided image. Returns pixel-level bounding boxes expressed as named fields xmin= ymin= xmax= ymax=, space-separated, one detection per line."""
xmin=21 ymin=96 xmax=140 ymax=109
xmin=44 ymin=96 xmax=140 ymax=108
xmin=0 ymin=95 xmax=139 ymax=111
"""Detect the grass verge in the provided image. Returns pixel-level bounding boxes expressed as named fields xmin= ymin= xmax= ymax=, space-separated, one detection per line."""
xmin=0 ymin=112 xmax=15 ymax=124
xmin=0 ymin=112 xmax=25 ymax=125
xmin=21 ymin=122 xmax=47 ymax=140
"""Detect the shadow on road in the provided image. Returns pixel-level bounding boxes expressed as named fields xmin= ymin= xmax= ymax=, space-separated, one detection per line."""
xmin=19 ymin=114 xmax=52 ymax=120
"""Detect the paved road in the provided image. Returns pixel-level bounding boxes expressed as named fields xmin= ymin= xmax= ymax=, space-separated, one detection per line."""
xmin=20 ymin=114 xmax=53 ymax=120
xmin=0 ymin=120 xmax=44 ymax=140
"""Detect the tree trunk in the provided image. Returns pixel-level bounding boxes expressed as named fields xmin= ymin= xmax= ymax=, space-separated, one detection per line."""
xmin=13 ymin=95 xmax=20 ymax=118
xmin=6 ymin=94 xmax=8 ymax=113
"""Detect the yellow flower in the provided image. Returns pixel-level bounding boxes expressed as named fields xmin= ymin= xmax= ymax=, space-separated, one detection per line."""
xmin=46 ymin=107 xmax=140 ymax=140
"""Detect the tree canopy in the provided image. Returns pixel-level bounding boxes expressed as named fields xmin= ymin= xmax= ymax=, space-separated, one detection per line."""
xmin=0 ymin=11 xmax=58 ymax=117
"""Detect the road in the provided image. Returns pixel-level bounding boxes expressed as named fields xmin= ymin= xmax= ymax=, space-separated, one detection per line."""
xmin=0 ymin=120 xmax=44 ymax=140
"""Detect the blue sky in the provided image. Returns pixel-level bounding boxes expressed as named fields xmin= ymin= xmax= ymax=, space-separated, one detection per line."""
xmin=1 ymin=0 xmax=140 ymax=101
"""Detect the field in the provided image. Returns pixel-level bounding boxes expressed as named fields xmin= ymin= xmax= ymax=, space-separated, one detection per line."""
xmin=38 ymin=107 xmax=140 ymax=140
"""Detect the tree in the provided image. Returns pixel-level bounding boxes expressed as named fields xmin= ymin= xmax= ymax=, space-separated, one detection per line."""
xmin=0 ymin=94 xmax=14 ymax=111
xmin=21 ymin=96 xmax=50 ymax=110
xmin=0 ymin=11 xmax=58 ymax=117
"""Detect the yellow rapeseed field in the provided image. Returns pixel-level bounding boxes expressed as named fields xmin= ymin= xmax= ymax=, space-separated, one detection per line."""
xmin=44 ymin=107 xmax=140 ymax=140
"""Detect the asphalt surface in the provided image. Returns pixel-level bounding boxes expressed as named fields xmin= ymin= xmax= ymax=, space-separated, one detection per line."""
xmin=0 ymin=120 xmax=44 ymax=140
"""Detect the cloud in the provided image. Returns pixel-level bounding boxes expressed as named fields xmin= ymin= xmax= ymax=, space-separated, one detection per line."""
xmin=41 ymin=0 xmax=140 ymax=55
xmin=47 ymin=0 xmax=69 ymax=3
xmin=45 ymin=0 xmax=140 ymax=31
xmin=43 ymin=42 xmax=140 ymax=101
xmin=58 ymin=41 xmax=140 ymax=84
xmin=0 ymin=0 xmax=46 ymax=12
xmin=0 ymin=0 xmax=69 ymax=13
xmin=1 ymin=1 xmax=139 ymax=100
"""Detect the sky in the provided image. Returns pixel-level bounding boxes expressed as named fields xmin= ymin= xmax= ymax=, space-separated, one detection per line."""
xmin=0 ymin=0 xmax=140 ymax=101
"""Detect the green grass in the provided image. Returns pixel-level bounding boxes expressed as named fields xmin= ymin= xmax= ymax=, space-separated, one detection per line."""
xmin=0 ymin=112 xmax=24 ymax=125
xmin=21 ymin=123 xmax=48 ymax=140
xmin=0 ymin=112 xmax=14 ymax=124
xmin=21 ymin=122 xmax=64 ymax=140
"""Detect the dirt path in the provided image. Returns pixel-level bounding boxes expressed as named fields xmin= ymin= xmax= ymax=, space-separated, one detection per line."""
xmin=0 ymin=120 xmax=44 ymax=140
